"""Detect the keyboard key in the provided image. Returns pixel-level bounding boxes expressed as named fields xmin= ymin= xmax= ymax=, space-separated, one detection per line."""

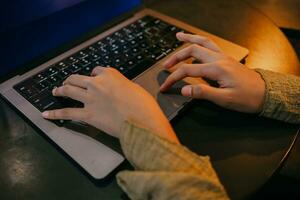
xmin=132 ymin=47 xmax=139 ymax=54
xmin=33 ymin=83 xmax=46 ymax=92
xmin=126 ymin=60 xmax=135 ymax=69
xmin=16 ymin=86 xmax=38 ymax=99
xmin=44 ymin=66 xmax=59 ymax=76
xmin=30 ymin=89 xmax=51 ymax=104
xmin=145 ymin=27 xmax=160 ymax=36
xmin=125 ymin=59 xmax=154 ymax=79
xmin=57 ymin=61 xmax=67 ymax=69
xmin=136 ymin=54 xmax=144 ymax=61
xmin=59 ymin=69 xmax=72 ymax=79
xmin=78 ymin=64 xmax=94 ymax=75
xmin=56 ymin=97 xmax=83 ymax=108
xmin=35 ymin=96 xmax=60 ymax=111
xmin=68 ymin=64 xmax=82 ymax=73
xmin=33 ymin=72 xmax=47 ymax=82
xmin=121 ymin=43 xmax=130 ymax=51
xmin=65 ymin=57 xmax=79 ymax=65
xmin=77 ymin=58 xmax=90 ymax=67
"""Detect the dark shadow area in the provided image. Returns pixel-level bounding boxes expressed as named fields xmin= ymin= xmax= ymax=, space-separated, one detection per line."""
xmin=252 ymin=174 xmax=300 ymax=199
xmin=172 ymin=100 xmax=298 ymax=160
xmin=282 ymin=28 xmax=300 ymax=60
xmin=0 ymin=99 xmax=9 ymax=136
xmin=0 ymin=97 xmax=27 ymax=144
xmin=170 ymin=100 xmax=298 ymax=199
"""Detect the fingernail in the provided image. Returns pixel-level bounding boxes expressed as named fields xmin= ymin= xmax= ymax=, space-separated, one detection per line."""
xmin=176 ymin=32 xmax=183 ymax=36
xmin=163 ymin=60 xmax=170 ymax=68
xmin=159 ymin=84 xmax=165 ymax=91
xmin=176 ymin=32 xmax=184 ymax=38
xmin=42 ymin=111 xmax=49 ymax=118
xmin=52 ymin=87 xmax=57 ymax=95
xmin=182 ymin=85 xmax=192 ymax=97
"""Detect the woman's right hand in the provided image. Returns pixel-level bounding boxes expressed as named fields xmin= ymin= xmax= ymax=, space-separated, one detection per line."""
xmin=42 ymin=67 xmax=178 ymax=143
xmin=160 ymin=32 xmax=266 ymax=113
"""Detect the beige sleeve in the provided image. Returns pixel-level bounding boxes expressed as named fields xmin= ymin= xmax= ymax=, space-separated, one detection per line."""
xmin=255 ymin=69 xmax=300 ymax=124
xmin=116 ymin=121 xmax=229 ymax=200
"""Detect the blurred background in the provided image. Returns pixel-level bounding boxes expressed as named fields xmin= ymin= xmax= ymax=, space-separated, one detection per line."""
xmin=248 ymin=0 xmax=300 ymax=59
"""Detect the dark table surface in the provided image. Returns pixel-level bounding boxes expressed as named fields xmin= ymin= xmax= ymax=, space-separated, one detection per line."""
xmin=0 ymin=0 xmax=299 ymax=200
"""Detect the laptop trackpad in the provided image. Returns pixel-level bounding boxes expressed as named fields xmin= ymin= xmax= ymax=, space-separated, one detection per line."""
xmin=134 ymin=67 xmax=191 ymax=119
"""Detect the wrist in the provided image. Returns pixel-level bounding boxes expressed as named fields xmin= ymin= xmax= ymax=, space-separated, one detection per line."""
xmin=253 ymin=69 xmax=267 ymax=113
xmin=123 ymin=116 xmax=180 ymax=144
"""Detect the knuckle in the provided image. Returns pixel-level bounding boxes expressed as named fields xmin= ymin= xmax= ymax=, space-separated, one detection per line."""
xmin=221 ymin=93 xmax=235 ymax=109
xmin=60 ymin=109 xmax=70 ymax=118
xmin=108 ymin=67 xmax=119 ymax=75
xmin=84 ymin=111 xmax=93 ymax=122
xmin=64 ymin=75 xmax=73 ymax=83
xmin=179 ymin=65 xmax=188 ymax=75
xmin=190 ymin=34 xmax=199 ymax=39
xmin=192 ymin=85 xmax=202 ymax=97
xmin=100 ymin=67 xmax=109 ymax=73
xmin=61 ymin=85 xmax=71 ymax=95
xmin=49 ymin=110 xmax=57 ymax=119
xmin=109 ymin=67 xmax=118 ymax=72
xmin=190 ymin=44 xmax=200 ymax=54
xmin=92 ymin=66 xmax=104 ymax=75
xmin=68 ymin=74 xmax=77 ymax=80
xmin=89 ymin=77 xmax=103 ymax=90
xmin=86 ymin=79 xmax=95 ymax=87
xmin=92 ymin=67 xmax=100 ymax=73
xmin=218 ymin=53 xmax=230 ymax=60
xmin=215 ymin=60 xmax=226 ymax=67
xmin=69 ymin=74 xmax=77 ymax=78
xmin=94 ymin=66 xmax=102 ymax=71
xmin=184 ymin=34 xmax=193 ymax=41
xmin=215 ymin=60 xmax=228 ymax=70
xmin=167 ymin=74 xmax=176 ymax=83
xmin=56 ymin=88 xmax=63 ymax=96
xmin=174 ymin=53 xmax=181 ymax=61
xmin=190 ymin=44 xmax=199 ymax=51
xmin=105 ymin=67 xmax=115 ymax=73
xmin=201 ymin=37 xmax=210 ymax=43
xmin=226 ymin=55 xmax=236 ymax=62
xmin=102 ymin=67 xmax=115 ymax=75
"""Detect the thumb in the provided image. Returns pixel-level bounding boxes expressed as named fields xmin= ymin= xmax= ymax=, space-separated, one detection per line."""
xmin=182 ymin=84 xmax=230 ymax=105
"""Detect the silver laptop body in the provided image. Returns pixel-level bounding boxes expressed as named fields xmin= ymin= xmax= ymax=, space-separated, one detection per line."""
xmin=0 ymin=9 xmax=249 ymax=179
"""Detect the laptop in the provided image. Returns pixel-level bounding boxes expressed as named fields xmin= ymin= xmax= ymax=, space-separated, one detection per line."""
xmin=0 ymin=0 xmax=249 ymax=179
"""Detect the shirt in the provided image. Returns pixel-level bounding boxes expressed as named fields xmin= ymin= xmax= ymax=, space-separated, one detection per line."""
xmin=116 ymin=69 xmax=300 ymax=200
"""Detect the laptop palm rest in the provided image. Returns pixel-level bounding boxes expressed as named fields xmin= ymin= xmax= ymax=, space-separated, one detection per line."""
xmin=63 ymin=121 xmax=123 ymax=155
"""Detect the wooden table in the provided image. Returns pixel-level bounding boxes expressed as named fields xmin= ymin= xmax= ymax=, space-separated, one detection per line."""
xmin=247 ymin=0 xmax=300 ymax=30
xmin=0 ymin=0 xmax=299 ymax=199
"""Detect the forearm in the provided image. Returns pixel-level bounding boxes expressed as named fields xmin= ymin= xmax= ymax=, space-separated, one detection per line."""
xmin=117 ymin=120 xmax=229 ymax=200
xmin=255 ymin=69 xmax=300 ymax=124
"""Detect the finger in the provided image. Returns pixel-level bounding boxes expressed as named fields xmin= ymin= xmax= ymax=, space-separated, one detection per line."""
xmin=163 ymin=44 xmax=219 ymax=68
xmin=176 ymin=32 xmax=222 ymax=52
xmin=52 ymin=85 xmax=87 ymax=103
xmin=181 ymin=84 xmax=231 ymax=107
xmin=63 ymin=74 xmax=92 ymax=89
xmin=91 ymin=66 xmax=106 ymax=76
xmin=160 ymin=63 xmax=222 ymax=92
xmin=42 ymin=108 xmax=85 ymax=121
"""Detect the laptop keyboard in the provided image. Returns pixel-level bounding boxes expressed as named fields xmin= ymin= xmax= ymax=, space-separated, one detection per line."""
xmin=14 ymin=15 xmax=186 ymax=126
